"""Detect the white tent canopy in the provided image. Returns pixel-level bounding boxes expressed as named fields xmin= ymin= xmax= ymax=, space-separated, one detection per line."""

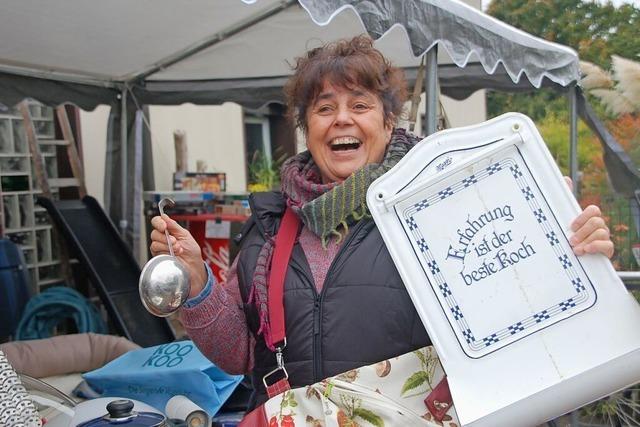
xmin=0 ymin=0 xmax=583 ymax=248
xmin=0 ymin=0 xmax=579 ymax=107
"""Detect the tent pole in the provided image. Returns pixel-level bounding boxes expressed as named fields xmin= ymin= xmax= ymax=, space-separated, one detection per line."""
xmin=568 ymin=84 xmax=578 ymax=195
xmin=120 ymin=88 xmax=128 ymax=237
xmin=425 ymin=47 xmax=438 ymax=136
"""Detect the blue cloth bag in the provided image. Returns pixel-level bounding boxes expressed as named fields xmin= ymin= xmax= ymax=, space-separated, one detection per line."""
xmin=83 ymin=340 xmax=243 ymax=416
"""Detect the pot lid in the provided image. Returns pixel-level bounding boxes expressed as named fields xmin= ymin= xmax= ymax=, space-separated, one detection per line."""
xmin=77 ymin=399 xmax=166 ymax=427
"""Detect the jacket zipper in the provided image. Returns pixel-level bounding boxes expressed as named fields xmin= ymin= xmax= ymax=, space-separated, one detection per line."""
xmin=312 ymin=220 xmax=368 ymax=383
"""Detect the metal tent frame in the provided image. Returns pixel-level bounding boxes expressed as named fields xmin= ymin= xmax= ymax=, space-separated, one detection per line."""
xmin=0 ymin=0 xmax=586 ymax=246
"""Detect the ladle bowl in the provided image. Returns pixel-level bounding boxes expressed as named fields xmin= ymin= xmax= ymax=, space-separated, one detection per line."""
xmin=139 ymin=254 xmax=190 ymax=317
xmin=139 ymin=197 xmax=191 ymax=317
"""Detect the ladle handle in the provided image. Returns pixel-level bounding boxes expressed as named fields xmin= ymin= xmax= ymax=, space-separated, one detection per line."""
xmin=158 ymin=198 xmax=176 ymax=257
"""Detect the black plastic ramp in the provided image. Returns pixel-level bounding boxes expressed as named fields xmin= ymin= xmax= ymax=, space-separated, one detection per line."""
xmin=38 ymin=195 xmax=175 ymax=347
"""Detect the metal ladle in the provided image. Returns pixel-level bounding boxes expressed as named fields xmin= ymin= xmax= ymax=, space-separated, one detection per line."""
xmin=139 ymin=198 xmax=191 ymax=317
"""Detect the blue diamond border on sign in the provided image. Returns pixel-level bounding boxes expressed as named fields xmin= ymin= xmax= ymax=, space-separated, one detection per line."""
xmin=401 ymin=157 xmax=592 ymax=353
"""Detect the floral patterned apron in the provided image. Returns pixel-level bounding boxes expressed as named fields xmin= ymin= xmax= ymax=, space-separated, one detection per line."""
xmin=262 ymin=346 xmax=459 ymax=427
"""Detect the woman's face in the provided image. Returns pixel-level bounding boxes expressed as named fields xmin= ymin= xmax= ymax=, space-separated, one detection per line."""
xmin=306 ymin=81 xmax=393 ymax=183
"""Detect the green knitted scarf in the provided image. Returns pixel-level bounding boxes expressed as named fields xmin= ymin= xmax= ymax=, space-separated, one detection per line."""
xmin=281 ymin=128 xmax=421 ymax=245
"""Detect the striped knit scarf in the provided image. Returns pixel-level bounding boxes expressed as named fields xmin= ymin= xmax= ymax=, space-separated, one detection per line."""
xmin=250 ymin=128 xmax=420 ymax=350
xmin=283 ymin=128 xmax=421 ymax=244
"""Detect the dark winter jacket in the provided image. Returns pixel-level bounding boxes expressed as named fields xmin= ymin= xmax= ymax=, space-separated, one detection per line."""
xmin=236 ymin=192 xmax=431 ymax=407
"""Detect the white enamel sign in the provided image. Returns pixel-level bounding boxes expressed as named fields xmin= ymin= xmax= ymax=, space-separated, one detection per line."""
xmin=367 ymin=113 xmax=640 ymax=427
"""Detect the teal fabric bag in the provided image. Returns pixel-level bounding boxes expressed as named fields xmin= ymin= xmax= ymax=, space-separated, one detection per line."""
xmin=83 ymin=340 xmax=243 ymax=415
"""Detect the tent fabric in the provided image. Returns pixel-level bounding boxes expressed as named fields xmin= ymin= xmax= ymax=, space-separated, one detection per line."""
xmin=0 ymin=0 xmax=630 ymax=252
xmin=0 ymin=0 xmax=578 ymax=92
xmin=132 ymin=63 xmax=572 ymax=110
xmin=0 ymin=0 xmax=272 ymax=83
xmin=0 ymin=0 xmax=582 ymax=115
xmin=103 ymin=104 xmax=152 ymax=259
xmin=0 ymin=72 xmax=118 ymax=111
xmin=299 ymin=0 xmax=579 ymax=88
xmin=0 ymin=63 xmax=570 ymax=112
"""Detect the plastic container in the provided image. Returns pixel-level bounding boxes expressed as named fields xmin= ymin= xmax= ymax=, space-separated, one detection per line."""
xmin=0 ymin=238 xmax=31 ymax=338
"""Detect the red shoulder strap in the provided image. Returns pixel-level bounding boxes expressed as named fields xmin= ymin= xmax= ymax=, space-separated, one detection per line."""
xmin=267 ymin=207 xmax=300 ymax=349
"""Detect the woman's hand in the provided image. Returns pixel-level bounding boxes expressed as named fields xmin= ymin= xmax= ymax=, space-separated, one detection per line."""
xmin=564 ymin=177 xmax=614 ymax=259
xmin=569 ymin=205 xmax=614 ymax=258
xmin=149 ymin=215 xmax=208 ymax=297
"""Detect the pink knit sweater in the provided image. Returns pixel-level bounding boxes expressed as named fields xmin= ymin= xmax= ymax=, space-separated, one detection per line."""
xmin=179 ymin=227 xmax=341 ymax=374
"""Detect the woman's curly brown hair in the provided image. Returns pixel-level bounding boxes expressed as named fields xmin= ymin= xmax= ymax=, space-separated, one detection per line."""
xmin=284 ymin=35 xmax=407 ymax=133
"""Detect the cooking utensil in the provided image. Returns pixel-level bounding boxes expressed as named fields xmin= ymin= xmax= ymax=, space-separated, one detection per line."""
xmin=139 ymin=198 xmax=190 ymax=317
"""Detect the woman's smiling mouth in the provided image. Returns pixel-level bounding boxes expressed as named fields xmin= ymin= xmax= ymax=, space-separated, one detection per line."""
xmin=330 ymin=136 xmax=362 ymax=151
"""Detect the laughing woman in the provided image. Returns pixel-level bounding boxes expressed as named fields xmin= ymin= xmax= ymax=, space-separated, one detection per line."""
xmin=149 ymin=35 xmax=613 ymax=422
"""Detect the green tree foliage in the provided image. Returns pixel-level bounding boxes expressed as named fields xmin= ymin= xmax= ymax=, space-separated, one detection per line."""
xmin=486 ymin=0 xmax=640 ymax=120
xmin=487 ymin=0 xmax=640 ymax=66
xmin=485 ymin=1 xmax=640 ymax=271
xmin=536 ymin=112 xmax=601 ymax=176
xmin=487 ymin=89 xmax=566 ymax=122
